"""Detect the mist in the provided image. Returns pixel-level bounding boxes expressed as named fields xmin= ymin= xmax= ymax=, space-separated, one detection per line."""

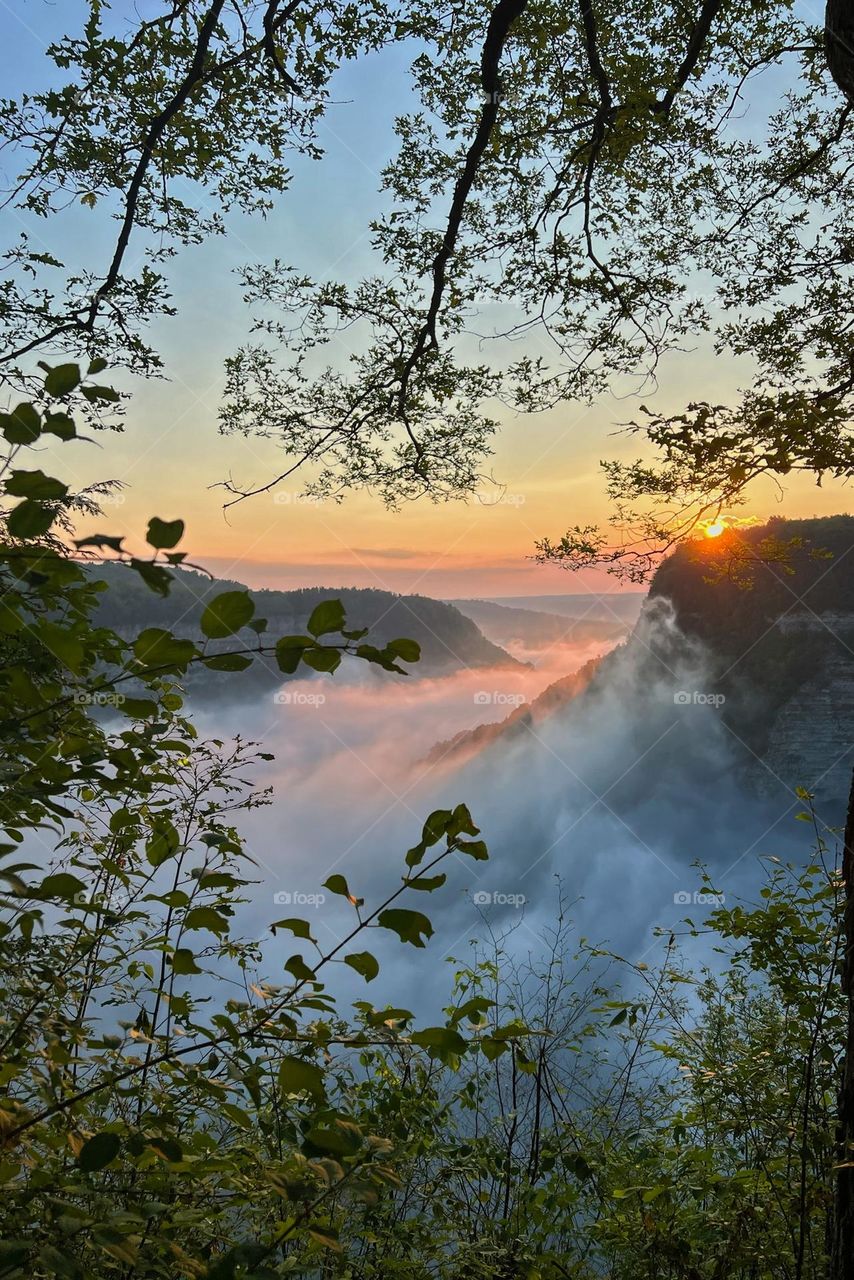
xmin=193 ymin=599 xmax=832 ymax=1016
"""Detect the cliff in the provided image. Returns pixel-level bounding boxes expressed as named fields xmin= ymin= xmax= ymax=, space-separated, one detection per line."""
xmin=429 ymin=516 xmax=854 ymax=802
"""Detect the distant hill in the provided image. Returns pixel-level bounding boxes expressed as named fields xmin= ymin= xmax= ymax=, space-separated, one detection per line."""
xmin=89 ymin=565 xmax=524 ymax=686
xmin=431 ymin=517 xmax=854 ymax=800
xmin=462 ymin=593 xmax=645 ymax=623
xmin=450 ymin=598 xmax=626 ymax=651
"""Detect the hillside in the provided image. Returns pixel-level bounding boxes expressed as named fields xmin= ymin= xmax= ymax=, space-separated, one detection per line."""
xmin=449 ymin=598 xmax=627 ymax=652
xmin=430 ymin=516 xmax=854 ymax=800
xmin=89 ymin=564 xmax=523 ymax=685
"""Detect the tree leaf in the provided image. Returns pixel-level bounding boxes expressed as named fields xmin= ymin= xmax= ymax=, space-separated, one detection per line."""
xmin=344 ymin=951 xmax=379 ymax=982
xmin=270 ymin=917 xmax=316 ymax=941
xmin=146 ymin=517 xmax=184 ymax=549
xmin=386 ymin=637 xmax=420 ymax=663
xmin=307 ymin=599 xmax=346 ymax=636
xmin=200 ymin=591 xmax=255 ymax=639
xmin=5 ymin=470 xmax=68 ymax=501
xmin=378 ymin=908 xmax=433 ymax=948
xmin=1 ymin=402 xmax=41 ymax=444
xmin=43 ymin=362 xmax=82 ymax=397
xmin=278 ymin=1055 xmax=326 ymax=1101
xmin=170 ymin=948 xmax=201 ymax=975
xmin=8 ymin=499 xmax=56 ymax=539
xmin=78 ymin=1131 xmax=121 ymax=1172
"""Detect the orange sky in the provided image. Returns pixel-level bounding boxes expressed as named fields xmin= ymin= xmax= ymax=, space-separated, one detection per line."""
xmin=53 ymin=351 xmax=854 ymax=599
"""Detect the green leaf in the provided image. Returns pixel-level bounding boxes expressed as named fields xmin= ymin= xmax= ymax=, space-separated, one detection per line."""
xmin=5 ymin=470 xmax=68 ymax=501
xmin=278 ymin=1055 xmax=326 ymax=1101
xmin=307 ymin=599 xmax=346 ymax=636
xmin=38 ymin=622 xmax=85 ymax=673
xmin=147 ymin=1137 xmax=183 ymax=1163
xmin=129 ymin=559 xmax=172 ymax=597
xmin=78 ymin=1131 xmax=121 ymax=1172
xmin=305 ymin=1119 xmax=362 ymax=1155
xmin=378 ymin=908 xmax=433 ymax=948
xmin=386 ymin=637 xmax=420 ymax=663
xmin=270 ymin=917 xmax=316 ymax=941
xmin=410 ymin=1025 xmax=467 ymax=1059
xmin=39 ymin=872 xmax=86 ymax=901
xmin=285 ymin=954 xmax=317 ymax=982
xmin=184 ymin=906 xmax=229 ymax=936
xmin=403 ymin=873 xmax=446 ymax=891
xmin=200 ymin=591 xmax=255 ymax=639
xmin=457 ymin=839 xmax=488 ymax=861
xmin=344 ymin=951 xmax=379 ymax=982
xmin=202 ymin=653 xmax=252 ymax=672
xmin=323 ymin=874 xmax=360 ymax=905
xmin=307 ymin=1226 xmax=342 ymax=1251
xmin=170 ymin=948 xmax=202 ymax=975
xmin=43 ymin=362 xmax=82 ymax=397
xmin=118 ymin=696 xmax=158 ymax=719
xmin=133 ymin=628 xmax=196 ymax=671
xmin=75 ymin=533 xmax=124 ymax=553
xmin=146 ymin=517 xmax=184 ymax=550
xmin=1 ymin=402 xmax=41 ymax=444
xmin=146 ymin=821 xmax=180 ymax=867
xmin=81 ymin=383 xmax=120 ymax=404
xmin=302 ymin=646 xmax=341 ymax=674
xmin=8 ymin=499 xmax=56 ymax=539
xmin=42 ymin=412 xmax=76 ymax=440
xmin=275 ymin=635 xmax=312 ymax=673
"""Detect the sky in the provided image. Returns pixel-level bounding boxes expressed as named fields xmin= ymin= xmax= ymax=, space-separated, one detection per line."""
xmin=2 ymin=0 xmax=852 ymax=600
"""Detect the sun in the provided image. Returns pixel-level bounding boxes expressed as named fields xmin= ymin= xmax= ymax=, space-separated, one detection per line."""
xmin=704 ymin=520 xmax=726 ymax=539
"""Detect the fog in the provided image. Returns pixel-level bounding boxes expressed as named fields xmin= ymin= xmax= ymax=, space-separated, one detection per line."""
xmin=193 ymin=599 xmax=835 ymax=1017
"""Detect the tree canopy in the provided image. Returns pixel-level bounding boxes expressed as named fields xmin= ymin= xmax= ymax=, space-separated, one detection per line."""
xmin=3 ymin=1 xmax=853 ymax=569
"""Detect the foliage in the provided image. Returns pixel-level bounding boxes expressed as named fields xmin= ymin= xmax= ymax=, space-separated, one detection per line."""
xmin=1 ymin=3 xmax=853 ymax=561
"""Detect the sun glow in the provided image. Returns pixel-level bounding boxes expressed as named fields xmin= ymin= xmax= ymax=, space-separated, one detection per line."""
xmin=704 ymin=520 xmax=726 ymax=538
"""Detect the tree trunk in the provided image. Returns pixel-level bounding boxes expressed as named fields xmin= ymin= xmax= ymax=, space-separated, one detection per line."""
xmin=826 ymin=0 xmax=854 ymax=107
xmin=832 ymin=768 xmax=854 ymax=1279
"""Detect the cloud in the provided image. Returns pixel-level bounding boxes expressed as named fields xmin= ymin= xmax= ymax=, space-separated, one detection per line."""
xmin=350 ymin=547 xmax=434 ymax=561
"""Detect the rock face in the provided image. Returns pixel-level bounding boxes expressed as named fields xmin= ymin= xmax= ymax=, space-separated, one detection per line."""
xmin=647 ymin=515 xmax=854 ymax=803
xmin=757 ymin=613 xmax=854 ymax=801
